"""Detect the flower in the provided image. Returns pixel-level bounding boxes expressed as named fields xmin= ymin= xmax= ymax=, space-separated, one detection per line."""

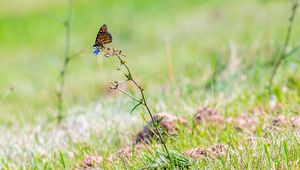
xmin=92 ymin=47 xmax=100 ymax=56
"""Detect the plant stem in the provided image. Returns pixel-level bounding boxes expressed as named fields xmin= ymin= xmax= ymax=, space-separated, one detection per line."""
xmin=112 ymin=83 xmax=141 ymax=103
xmin=269 ymin=0 xmax=299 ymax=89
xmin=57 ymin=0 xmax=74 ymax=123
xmin=115 ymin=55 xmax=173 ymax=165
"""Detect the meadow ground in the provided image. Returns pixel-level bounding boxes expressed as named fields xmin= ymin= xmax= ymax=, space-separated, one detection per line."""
xmin=0 ymin=0 xmax=300 ymax=169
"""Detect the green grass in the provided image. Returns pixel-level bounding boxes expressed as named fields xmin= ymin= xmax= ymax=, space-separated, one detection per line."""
xmin=0 ymin=0 xmax=300 ymax=169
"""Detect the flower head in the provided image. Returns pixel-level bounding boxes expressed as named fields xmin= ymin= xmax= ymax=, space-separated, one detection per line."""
xmin=92 ymin=47 xmax=101 ymax=56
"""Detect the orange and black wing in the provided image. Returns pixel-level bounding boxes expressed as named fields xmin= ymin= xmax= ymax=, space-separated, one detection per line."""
xmin=99 ymin=24 xmax=108 ymax=33
xmin=93 ymin=24 xmax=112 ymax=47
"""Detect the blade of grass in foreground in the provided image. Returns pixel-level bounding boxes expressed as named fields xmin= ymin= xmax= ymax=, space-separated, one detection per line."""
xmin=263 ymin=144 xmax=272 ymax=169
xmin=283 ymin=140 xmax=290 ymax=170
xmin=59 ymin=151 xmax=66 ymax=169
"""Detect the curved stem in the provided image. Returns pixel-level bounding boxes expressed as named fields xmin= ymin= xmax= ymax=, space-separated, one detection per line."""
xmin=116 ymin=54 xmax=173 ymax=164
xmin=269 ymin=0 xmax=298 ymax=89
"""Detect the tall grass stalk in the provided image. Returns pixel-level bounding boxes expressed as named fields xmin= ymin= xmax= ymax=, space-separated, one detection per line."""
xmin=269 ymin=0 xmax=299 ymax=89
xmin=57 ymin=0 xmax=74 ymax=123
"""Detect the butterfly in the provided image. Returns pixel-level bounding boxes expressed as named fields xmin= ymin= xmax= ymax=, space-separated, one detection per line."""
xmin=93 ymin=24 xmax=112 ymax=48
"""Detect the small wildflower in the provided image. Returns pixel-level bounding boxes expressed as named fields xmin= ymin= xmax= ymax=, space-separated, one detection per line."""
xmin=82 ymin=155 xmax=103 ymax=168
xmin=228 ymin=115 xmax=258 ymax=132
xmin=93 ymin=47 xmax=101 ymax=56
xmin=101 ymin=47 xmax=122 ymax=57
xmin=183 ymin=144 xmax=227 ymax=160
xmin=272 ymin=115 xmax=289 ymax=128
xmin=272 ymin=115 xmax=300 ymax=129
xmin=282 ymin=86 xmax=287 ymax=93
xmin=117 ymin=144 xmax=145 ymax=158
xmin=291 ymin=116 xmax=300 ymax=129
xmin=249 ymin=136 xmax=257 ymax=146
xmin=194 ymin=107 xmax=224 ymax=126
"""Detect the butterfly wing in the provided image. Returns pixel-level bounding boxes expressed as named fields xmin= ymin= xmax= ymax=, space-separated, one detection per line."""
xmin=94 ymin=33 xmax=112 ymax=47
xmin=93 ymin=24 xmax=112 ymax=47
xmin=100 ymin=24 xmax=108 ymax=33
xmin=100 ymin=32 xmax=112 ymax=44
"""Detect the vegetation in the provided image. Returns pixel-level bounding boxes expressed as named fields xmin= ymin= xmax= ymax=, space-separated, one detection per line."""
xmin=0 ymin=0 xmax=300 ymax=169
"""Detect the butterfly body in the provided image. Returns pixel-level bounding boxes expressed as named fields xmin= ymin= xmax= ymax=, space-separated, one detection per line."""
xmin=93 ymin=24 xmax=112 ymax=48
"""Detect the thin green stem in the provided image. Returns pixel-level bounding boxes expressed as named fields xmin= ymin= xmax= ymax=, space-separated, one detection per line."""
xmin=112 ymin=83 xmax=141 ymax=103
xmin=269 ymin=0 xmax=299 ymax=89
xmin=115 ymin=54 xmax=173 ymax=165
xmin=57 ymin=0 xmax=74 ymax=123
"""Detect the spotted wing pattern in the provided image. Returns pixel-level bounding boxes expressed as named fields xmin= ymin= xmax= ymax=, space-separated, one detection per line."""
xmin=93 ymin=24 xmax=112 ymax=48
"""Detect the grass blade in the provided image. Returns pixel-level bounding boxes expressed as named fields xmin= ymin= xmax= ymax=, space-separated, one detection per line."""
xmin=264 ymin=144 xmax=272 ymax=168
xmin=283 ymin=140 xmax=290 ymax=170
xmin=59 ymin=151 xmax=66 ymax=169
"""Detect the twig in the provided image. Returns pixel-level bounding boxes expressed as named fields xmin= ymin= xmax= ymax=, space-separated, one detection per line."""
xmin=110 ymin=81 xmax=141 ymax=103
xmin=57 ymin=0 xmax=74 ymax=123
xmin=269 ymin=0 xmax=299 ymax=89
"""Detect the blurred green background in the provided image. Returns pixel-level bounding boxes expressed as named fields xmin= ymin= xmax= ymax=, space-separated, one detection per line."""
xmin=0 ymin=0 xmax=299 ymax=124
xmin=1 ymin=0 xmax=300 ymax=169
